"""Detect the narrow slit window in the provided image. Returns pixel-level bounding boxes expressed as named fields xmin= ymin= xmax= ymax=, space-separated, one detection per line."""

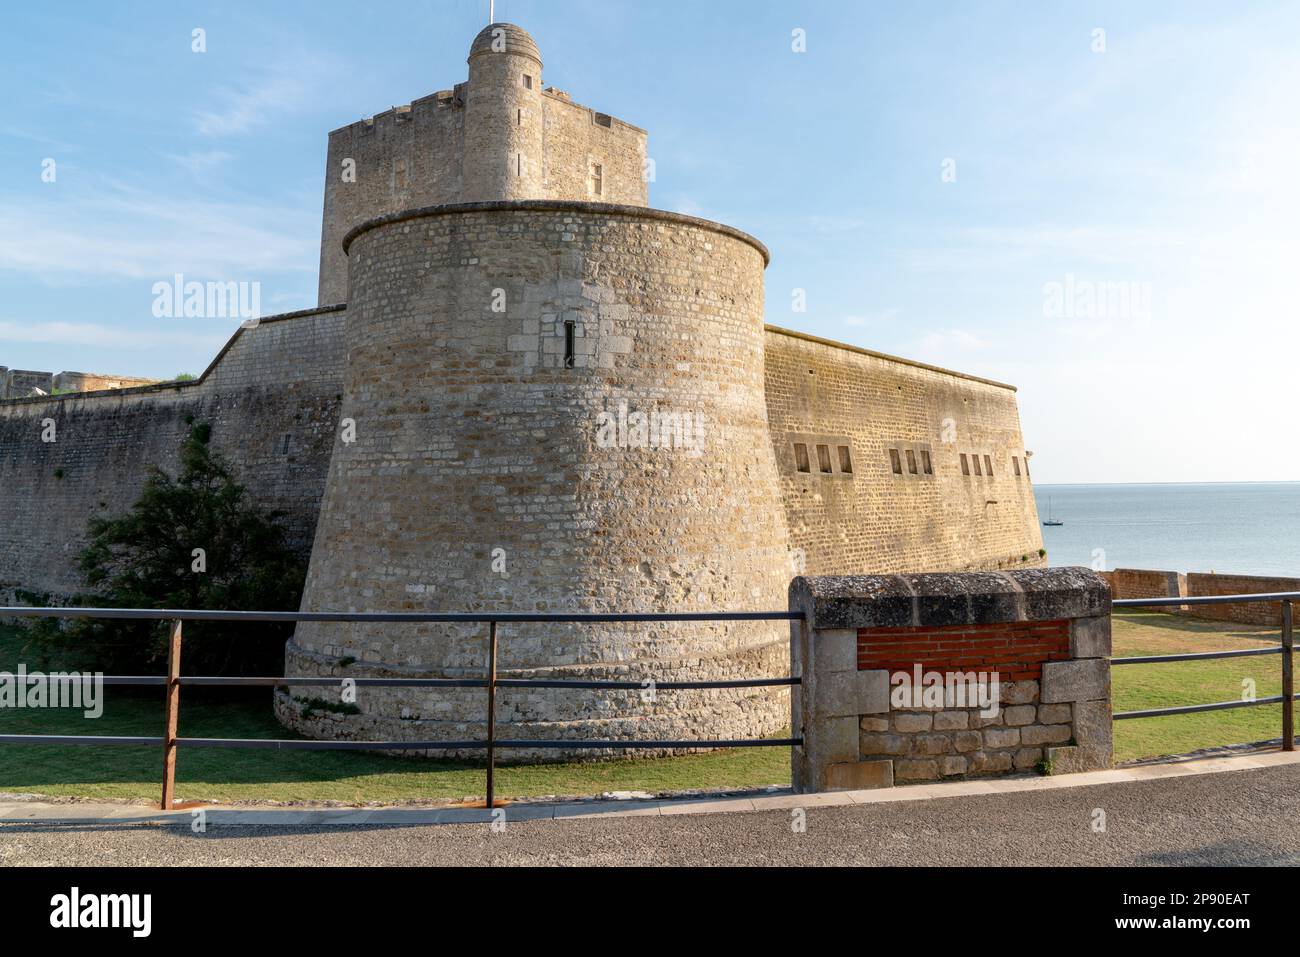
xmin=816 ymin=444 xmax=832 ymax=474
xmin=590 ymin=162 xmax=603 ymax=196
xmin=794 ymin=443 xmax=810 ymax=473
xmin=516 ymin=108 xmax=522 ymax=126
xmin=522 ymin=74 xmax=533 ymax=90
xmin=984 ymin=454 xmax=993 ymax=476
xmin=837 ymin=445 xmax=852 ymax=473
xmin=1024 ymin=455 xmax=1031 ymax=479
xmin=281 ymin=433 xmax=292 ymax=455
xmin=972 ymin=454 xmax=982 ymax=476
xmin=1013 ymin=456 xmax=1021 ymax=477
xmin=921 ymin=450 xmax=932 ymax=475
xmin=906 ymin=449 xmax=918 ymax=474
xmin=890 ymin=449 xmax=903 ymax=475
xmin=516 ymin=153 xmax=522 ymax=177
xmin=960 ymin=453 xmax=969 ymax=476
xmin=563 ymin=320 xmax=575 ymax=368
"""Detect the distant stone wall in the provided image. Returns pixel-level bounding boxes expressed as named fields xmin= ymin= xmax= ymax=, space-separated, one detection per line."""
xmin=1185 ymin=573 xmax=1300 ymax=626
xmin=1102 ymin=568 xmax=1187 ymax=603
xmin=763 ymin=327 xmax=1045 ymax=577
xmin=52 ymin=372 xmax=161 ymax=393
xmin=1 ymin=370 xmax=54 ymax=399
xmin=0 ymin=306 xmax=347 ymax=601
xmin=791 ymin=568 xmax=1112 ymax=792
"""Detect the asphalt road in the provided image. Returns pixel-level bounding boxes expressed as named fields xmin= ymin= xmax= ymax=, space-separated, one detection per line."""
xmin=3 ymin=764 xmax=1298 ymax=866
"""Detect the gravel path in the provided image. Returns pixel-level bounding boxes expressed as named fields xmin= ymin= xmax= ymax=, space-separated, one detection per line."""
xmin=2 ymin=763 xmax=1297 ymax=866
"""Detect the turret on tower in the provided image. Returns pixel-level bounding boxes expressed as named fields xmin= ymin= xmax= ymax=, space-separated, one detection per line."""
xmin=463 ymin=23 xmax=545 ymax=200
xmin=316 ymin=21 xmax=648 ymax=304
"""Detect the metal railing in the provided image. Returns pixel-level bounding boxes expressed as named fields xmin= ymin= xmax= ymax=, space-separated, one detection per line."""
xmin=0 ymin=606 xmax=802 ymax=810
xmin=1112 ymin=593 xmax=1296 ymax=751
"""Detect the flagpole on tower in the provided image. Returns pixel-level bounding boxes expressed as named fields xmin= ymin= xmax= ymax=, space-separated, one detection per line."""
xmin=489 ymin=0 xmax=494 ymax=23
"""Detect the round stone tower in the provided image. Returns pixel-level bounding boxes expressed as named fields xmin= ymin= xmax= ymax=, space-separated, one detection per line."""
xmin=462 ymin=23 xmax=545 ymax=201
xmin=277 ymin=25 xmax=794 ymax=758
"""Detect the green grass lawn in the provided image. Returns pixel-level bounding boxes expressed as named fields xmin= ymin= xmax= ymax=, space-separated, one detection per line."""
xmin=0 ymin=612 xmax=1289 ymax=804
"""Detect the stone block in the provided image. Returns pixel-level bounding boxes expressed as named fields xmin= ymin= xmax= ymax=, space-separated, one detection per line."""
xmin=971 ymin=709 xmax=1003 ymax=728
xmin=968 ymin=750 xmax=1014 ymax=773
xmin=1020 ymin=724 xmax=1072 ymax=746
xmin=933 ymin=711 xmax=969 ymax=730
xmin=983 ymin=727 xmax=1020 ymax=749
xmin=999 ymin=680 xmax=1040 ymax=705
xmin=895 ymin=759 xmax=940 ymax=782
xmin=810 ymin=715 xmax=859 ymax=765
xmin=1037 ymin=703 xmax=1072 ymax=725
xmin=859 ymin=716 xmax=889 ymax=732
xmin=859 ymin=732 xmax=908 ymax=756
xmin=816 ymin=669 xmax=889 ymax=717
xmin=1046 ymin=743 xmax=1109 ymax=774
xmin=894 ymin=713 xmax=933 ymax=733
xmin=1014 ymin=747 xmax=1043 ymax=769
xmin=1041 ymin=659 xmax=1110 ymax=703
xmin=916 ymin=733 xmax=952 ymax=756
xmin=824 ymin=759 xmax=894 ymax=791
xmin=811 ymin=629 xmax=858 ymax=675
xmin=953 ymin=730 xmax=982 ymax=753
xmin=1003 ymin=705 xmax=1036 ymax=726
xmin=940 ymin=755 xmax=968 ymax=776
xmin=1070 ymin=615 xmax=1112 ymax=658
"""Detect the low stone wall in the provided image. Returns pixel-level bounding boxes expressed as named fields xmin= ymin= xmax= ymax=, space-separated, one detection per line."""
xmin=1104 ymin=567 xmax=1296 ymax=626
xmin=1184 ymin=573 xmax=1300 ymax=627
xmin=790 ymin=567 xmax=1112 ymax=792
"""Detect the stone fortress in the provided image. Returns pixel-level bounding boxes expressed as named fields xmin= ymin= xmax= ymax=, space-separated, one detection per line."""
xmin=0 ymin=23 xmax=1044 ymax=755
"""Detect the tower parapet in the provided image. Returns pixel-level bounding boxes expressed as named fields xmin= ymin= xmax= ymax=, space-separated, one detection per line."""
xmin=316 ymin=22 xmax=647 ymax=305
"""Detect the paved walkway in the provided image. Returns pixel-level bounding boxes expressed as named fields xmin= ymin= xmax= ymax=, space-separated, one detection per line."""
xmin=3 ymin=750 xmax=1299 ymax=865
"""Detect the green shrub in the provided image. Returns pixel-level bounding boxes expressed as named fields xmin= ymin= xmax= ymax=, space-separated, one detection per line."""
xmin=22 ymin=423 xmax=306 ymax=676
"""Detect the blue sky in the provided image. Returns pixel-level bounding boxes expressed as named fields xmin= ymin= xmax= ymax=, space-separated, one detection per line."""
xmin=2 ymin=0 xmax=1297 ymax=484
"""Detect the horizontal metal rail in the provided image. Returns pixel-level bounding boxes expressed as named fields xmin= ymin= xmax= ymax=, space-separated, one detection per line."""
xmin=0 ymin=606 xmax=802 ymax=623
xmin=1113 ymin=592 xmax=1300 ymax=608
xmin=1113 ymin=647 xmax=1281 ymax=665
xmin=1115 ymin=695 xmax=1291 ymax=720
xmin=0 ymin=604 xmax=801 ymax=809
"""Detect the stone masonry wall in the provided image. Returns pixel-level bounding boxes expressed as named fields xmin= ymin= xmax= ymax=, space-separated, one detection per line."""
xmin=283 ymin=201 xmax=792 ymax=758
xmin=764 ymin=327 xmax=1045 ymax=577
xmin=791 ymin=568 xmax=1112 ymax=792
xmin=0 ymin=306 xmax=347 ymax=601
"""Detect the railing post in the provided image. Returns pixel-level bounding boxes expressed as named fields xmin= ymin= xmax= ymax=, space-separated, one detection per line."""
xmin=161 ymin=619 xmax=183 ymax=810
xmin=1283 ymin=600 xmax=1294 ymax=752
xmin=485 ymin=620 xmax=498 ymax=809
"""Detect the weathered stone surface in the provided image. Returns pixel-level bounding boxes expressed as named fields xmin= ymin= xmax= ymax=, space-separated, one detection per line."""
xmin=1041 ymin=659 xmax=1110 ymax=703
xmin=953 ymin=731 xmax=982 ymax=753
xmin=1070 ymin=615 xmax=1112 ymax=658
xmin=816 ymin=669 xmax=890 ymax=717
xmin=859 ymin=716 xmax=889 ymax=732
xmin=1071 ymin=699 xmax=1113 ymax=768
xmin=913 ymin=733 xmax=950 ymax=756
xmin=940 ymin=755 xmax=967 ymax=776
xmin=1020 ymin=724 xmax=1072 ymax=746
xmin=895 ymin=759 xmax=940 ymax=782
xmin=824 ymin=759 xmax=894 ymax=791
xmin=969 ymin=750 xmax=1014 ymax=773
xmin=859 ymin=732 xmax=908 ymax=756
xmin=1000 ymin=680 xmax=1040 ymax=705
xmin=812 ymin=629 xmax=859 ymax=675
xmin=933 ymin=711 xmax=969 ymax=730
xmin=971 ymin=709 xmax=1003 ymax=728
xmin=1014 ymin=747 xmax=1043 ymax=769
xmin=1003 ymin=705 xmax=1036 ymax=726
xmin=894 ymin=713 xmax=933 ymax=733
xmin=1046 ymin=743 xmax=1109 ymax=774
xmin=1037 ymin=703 xmax=1072 ymax=724
xmin=983 ymin=728 xmax=1020 ymax=749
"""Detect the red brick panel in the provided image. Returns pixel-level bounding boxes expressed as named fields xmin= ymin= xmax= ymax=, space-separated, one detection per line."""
xmin=857 ymin=620 xmax=1070 ymax=681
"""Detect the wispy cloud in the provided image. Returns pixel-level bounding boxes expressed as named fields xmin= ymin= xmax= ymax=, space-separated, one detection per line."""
xmin=165 ymin=150 xmax=233 ymax=176
xmin=0 ymin=319 xmax=230 ymax=350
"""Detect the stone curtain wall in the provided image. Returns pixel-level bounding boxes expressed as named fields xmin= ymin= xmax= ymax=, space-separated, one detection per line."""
xmin=0 ymin=306 xmax=347 ymax=601
xmin=791 ymin=568 xmax=1113 ymax=792
xmin=763 ymin=327 xmax=1045 ymax=577
xmin=1100 ymin=568 xmax=1187 ymax=604
xmin=282 ymin=201 xmax=793 ymax=757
